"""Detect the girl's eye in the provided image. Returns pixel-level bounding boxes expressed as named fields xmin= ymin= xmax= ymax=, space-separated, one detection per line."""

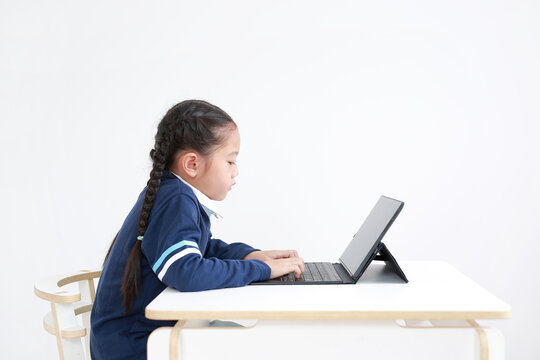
xmin=228 ymin=161 xmax=236 ymax=165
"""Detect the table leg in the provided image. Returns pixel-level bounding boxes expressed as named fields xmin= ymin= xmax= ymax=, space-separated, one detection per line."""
xmin=467 ymin=320 xmax=489 ymax=360
xmin=169 ymin=320 xmax=186 ymax=360
xmin=399 ymin=320 xmax=490 ymax=360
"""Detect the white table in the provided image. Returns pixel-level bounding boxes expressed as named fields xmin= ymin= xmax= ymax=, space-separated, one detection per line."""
xmin=146 ymin=261 xmax=511 ymax=359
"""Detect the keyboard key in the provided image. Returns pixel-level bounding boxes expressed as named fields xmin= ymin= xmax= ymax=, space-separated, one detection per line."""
xmin=320 ymin=262 xmax=339 ymax=281
xmin=278 ymin=263 xmax=341 ymax=283
xmin=316 ymin=262 xmax=330 ymax=281
xmin=328 ymin=265 xmax=342 ymax=281
xmin=310 ymin=263 xmax=323 ymax=281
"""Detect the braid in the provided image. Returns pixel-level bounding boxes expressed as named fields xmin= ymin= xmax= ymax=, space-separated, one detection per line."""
xmin=120 ymin=126 xmax=174 ymax=314
xmin=102 ymin=99 xmax=237 ymax=315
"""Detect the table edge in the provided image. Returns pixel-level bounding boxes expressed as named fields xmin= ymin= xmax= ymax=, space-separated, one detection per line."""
xmin=145 ymin=309 xmax=512 ymax=321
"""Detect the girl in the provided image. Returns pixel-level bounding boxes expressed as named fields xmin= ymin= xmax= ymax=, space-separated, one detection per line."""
xmin=90 ymin=100 xmax=305 ymax=359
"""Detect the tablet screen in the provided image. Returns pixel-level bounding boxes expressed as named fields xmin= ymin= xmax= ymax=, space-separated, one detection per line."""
xmin=339 ymin=196 xmax=404 ymax=279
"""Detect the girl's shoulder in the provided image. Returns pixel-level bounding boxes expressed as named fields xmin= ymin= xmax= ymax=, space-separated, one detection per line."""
xmin=157 ymin=171 xmax=199 ymax=205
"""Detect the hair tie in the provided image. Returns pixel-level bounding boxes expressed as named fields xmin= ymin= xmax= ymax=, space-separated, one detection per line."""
xmin=137 ymin=236 xmax=144 ymax=241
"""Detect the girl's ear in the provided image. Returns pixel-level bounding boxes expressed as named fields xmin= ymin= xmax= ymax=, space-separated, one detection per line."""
xmin=173 ymin=151 xmax=200 ymax=177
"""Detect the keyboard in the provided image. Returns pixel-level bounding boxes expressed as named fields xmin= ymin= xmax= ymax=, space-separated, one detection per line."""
xmin=279 ymin=262 xmax=342 ymax=283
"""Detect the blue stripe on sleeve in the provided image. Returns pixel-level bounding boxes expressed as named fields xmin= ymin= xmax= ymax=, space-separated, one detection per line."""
xmin=152 ymin=240 xmax=199 ymax=273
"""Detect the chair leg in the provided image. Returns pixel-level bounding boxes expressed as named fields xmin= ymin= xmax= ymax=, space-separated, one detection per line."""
xmin=53 ymin=302 xmax=86 ymax=360
xmin=50 ymin=303 xmax=65 ymax=360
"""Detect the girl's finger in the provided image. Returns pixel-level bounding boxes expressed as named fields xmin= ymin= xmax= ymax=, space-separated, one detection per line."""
xmin=273 ymin=250 xmax=295 ymax=259
xmin=293 ymin=264 xmax=302 ymax=278
xmin=285 ymin=249 xmax=299 ymax=258
xmin=298 ymin=257 xmax=305 ymax=273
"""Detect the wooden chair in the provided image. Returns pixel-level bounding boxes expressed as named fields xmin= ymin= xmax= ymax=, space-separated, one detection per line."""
xmin=34 ymin=269 xmax=101 ymax=360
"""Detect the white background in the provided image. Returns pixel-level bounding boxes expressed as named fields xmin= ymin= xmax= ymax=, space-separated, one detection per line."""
xmin=1 ymin=0 xmax=539 ymax=358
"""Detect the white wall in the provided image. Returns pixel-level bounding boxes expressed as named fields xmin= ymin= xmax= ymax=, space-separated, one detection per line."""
xmin=1 ymin=0 xmax=538 ymax=358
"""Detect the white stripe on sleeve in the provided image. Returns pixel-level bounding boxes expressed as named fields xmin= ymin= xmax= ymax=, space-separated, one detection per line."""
xmin=157 ymin=247 xmax=202 ymax=281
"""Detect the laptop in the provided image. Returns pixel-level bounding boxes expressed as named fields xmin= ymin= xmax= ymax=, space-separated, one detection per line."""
xmin=250 ymin=195 xmax=408 ymax=285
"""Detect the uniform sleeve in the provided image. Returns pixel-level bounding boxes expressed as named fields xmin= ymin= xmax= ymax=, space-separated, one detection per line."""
xmin=141 ymin=193 xmax=271 ymax=292
xmin=205 ymin=233 xmax=260 ymax=260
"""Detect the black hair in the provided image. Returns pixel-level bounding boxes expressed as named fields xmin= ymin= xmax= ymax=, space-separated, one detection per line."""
xmin=104 ymin=99 xmax=237 ymax=314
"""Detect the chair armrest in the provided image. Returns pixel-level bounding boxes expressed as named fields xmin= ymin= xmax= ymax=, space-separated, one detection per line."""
xmin=34 ymin=269 xmax=101 ymax=303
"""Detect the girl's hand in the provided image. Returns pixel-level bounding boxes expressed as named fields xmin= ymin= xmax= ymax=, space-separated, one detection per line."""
xmin=243 ymin=249 xmax=304 ymax=279
xmin=242 ymin=249 xmax=299 ymax=261
xmin=264 ymin=257 xmax=305 ymax=279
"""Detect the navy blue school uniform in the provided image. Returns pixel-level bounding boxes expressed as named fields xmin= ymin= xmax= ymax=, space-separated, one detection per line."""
xmin=90 ymin=170 xmax=271 ymax=359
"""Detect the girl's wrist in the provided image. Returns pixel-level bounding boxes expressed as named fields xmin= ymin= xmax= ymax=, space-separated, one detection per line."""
xmin=242 ymin=250 xmax=262 ymax=260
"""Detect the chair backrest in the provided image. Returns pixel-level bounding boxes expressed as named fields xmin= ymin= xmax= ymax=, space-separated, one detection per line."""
xmin=34 ymin=269 xmax=101 ymax=360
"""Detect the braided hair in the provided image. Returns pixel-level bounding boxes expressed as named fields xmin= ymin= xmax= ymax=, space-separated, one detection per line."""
xmin=104 ymin=99 xmax=237 ymax=314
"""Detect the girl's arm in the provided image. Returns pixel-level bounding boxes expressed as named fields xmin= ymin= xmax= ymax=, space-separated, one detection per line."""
xmin=205 ymin=235 xmax=260 ymax=260
xmin=142 ymin=193 xmax=271 ymax=291
xmin=155 ymin=253 xmax=270 ymax=292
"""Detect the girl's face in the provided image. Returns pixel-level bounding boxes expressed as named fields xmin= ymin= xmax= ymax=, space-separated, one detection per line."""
xmin=196 ymin=127 xmax=241 ymax=201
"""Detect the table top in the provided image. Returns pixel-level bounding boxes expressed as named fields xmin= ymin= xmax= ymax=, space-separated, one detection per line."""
xmin=145 ymin=261 xmax=512 ymax=321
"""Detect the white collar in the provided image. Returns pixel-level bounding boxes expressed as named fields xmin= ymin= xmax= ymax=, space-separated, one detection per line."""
xmin=171 ymin=171 xmax=223 ymax=220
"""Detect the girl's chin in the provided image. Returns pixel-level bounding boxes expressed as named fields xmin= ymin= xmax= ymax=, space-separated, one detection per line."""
xmin=212 ymin=193 xmax=228 ymax=201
